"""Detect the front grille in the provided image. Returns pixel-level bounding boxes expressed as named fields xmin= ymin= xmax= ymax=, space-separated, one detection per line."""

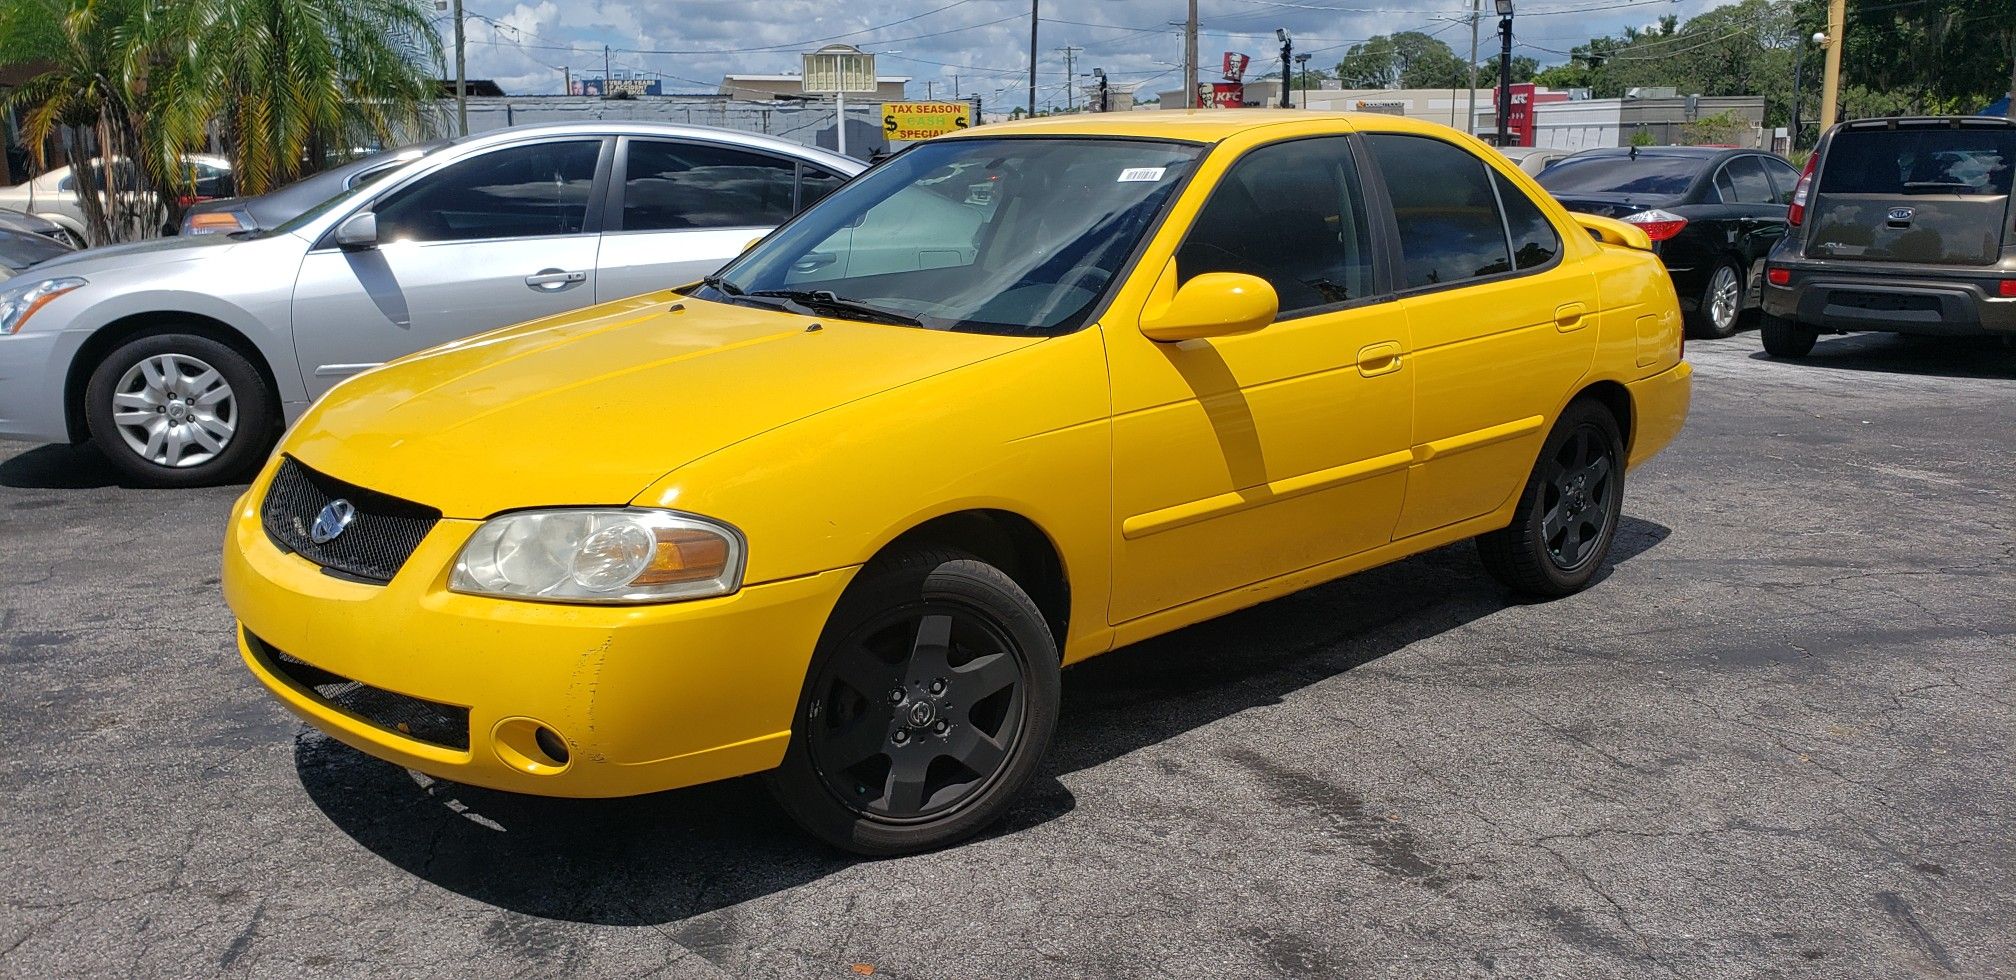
xmin=249 ymin=631 xmax=471 ymax=751
xmin=262 ymin=456 xmax=439 ymax=583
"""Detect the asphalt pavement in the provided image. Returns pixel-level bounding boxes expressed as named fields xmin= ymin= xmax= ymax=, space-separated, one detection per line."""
xmin=1 ymin=330 xmax=2011 ymax=979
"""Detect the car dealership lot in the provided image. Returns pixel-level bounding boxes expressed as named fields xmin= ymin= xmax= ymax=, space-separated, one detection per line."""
xmin=0 ymin=333 xmax=2010 ymax=978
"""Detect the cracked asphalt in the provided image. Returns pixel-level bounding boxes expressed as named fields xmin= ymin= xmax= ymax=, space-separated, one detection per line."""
xmin=1 ymin=331 xmax=2011 ymax=979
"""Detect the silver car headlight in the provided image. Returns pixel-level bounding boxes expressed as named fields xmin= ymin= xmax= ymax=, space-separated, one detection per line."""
xmin=450 ymin=509 xmax=746 ymax=604
xmin=0 ymin=276 xmax=86 ymax=335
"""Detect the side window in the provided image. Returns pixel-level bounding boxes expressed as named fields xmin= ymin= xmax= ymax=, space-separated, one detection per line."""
xmin=1723 ymin=156 xmax=1775 ymax=205
xmin=1175 ymin=136 xmax=1375 ymax=314
xmin=1493 ymin=171 xmax=1561 ymax=270
xmin=797 ymin=165 xmax=845 ymax=210
xmin=621 ymin=140 xmax=795 ymax=231
xmin=1761 ymin=156 xmax=1800 ymax=204
xmin=374 ymin=140 xmax=599 ymax=243
xmin=1365 ymin=134 xmax=1511 ymax=289
xmin=1714 ymin=167 xmax=1739 ymax=203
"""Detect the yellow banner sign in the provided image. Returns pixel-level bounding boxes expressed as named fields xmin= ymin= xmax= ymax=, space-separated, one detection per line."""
xmin=883 ymin=101 xmax=972 ymax=141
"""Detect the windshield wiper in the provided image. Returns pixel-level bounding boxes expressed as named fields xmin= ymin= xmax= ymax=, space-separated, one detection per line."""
xmin=700 ymin=273 xmax=744 ymax=296
xmin=745 ymin=289 xmax=923 ymax=327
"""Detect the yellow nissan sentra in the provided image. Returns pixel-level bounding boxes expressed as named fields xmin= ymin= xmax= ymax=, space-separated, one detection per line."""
xmin=224 ymin=111 xmax=1690 ymax=854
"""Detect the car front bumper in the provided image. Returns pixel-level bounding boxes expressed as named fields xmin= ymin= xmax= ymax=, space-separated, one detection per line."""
xmin=1760 ymin=262 xmax=2016 ymax=336
xmin=0 ymin=328 xmax=81 ymax=444
xmin=222 ymin=466 xmax=855 ymax=798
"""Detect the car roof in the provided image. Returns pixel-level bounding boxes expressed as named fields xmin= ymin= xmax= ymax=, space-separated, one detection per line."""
xmin=943 ymin=109 xmax=1471 ymax=143
xmin=1564 ymin=146 xmax=1747 ymax=160
xmin=447 ymin=121 xmax=861 ymax=172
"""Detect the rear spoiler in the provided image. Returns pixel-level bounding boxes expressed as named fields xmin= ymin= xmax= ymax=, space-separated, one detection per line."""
xmin=1573 ymin=213 xmax=1653 ymax=251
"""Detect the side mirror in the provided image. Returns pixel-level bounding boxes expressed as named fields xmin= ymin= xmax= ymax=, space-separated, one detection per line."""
xmin=333 ymin=211 xmax=378 ymax=250
xmin=1139 ymin=272 xmax=1278 ymax=343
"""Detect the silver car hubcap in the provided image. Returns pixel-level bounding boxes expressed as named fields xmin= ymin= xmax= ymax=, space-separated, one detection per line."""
xmin=111 ymin=353 xmax=236 ymax=468
xmin=1709 ymin=267 xmax=1739 ymax=331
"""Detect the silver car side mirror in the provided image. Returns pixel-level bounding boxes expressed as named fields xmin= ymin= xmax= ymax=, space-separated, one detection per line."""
xmin=334 ymin=212 xmax=378 ymax=250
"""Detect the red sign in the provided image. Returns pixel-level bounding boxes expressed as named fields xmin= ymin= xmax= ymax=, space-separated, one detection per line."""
xmin=1207 ymin=82 xmax=1246 ymax=108
xmin=1222 ymin=52 xmax=1250 ymax=81
xmin=1505 ymin=83 xmax=1536 ymax=147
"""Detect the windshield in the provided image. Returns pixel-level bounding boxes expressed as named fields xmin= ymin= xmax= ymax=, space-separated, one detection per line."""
xmin=1538 ymin=155 xmax=1703 ymax=198
xmin=700 ymin=137 xmax=1203 ymax=336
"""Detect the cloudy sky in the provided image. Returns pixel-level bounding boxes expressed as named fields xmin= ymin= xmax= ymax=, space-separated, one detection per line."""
xmin=445 ymin=0 xmax=1742 ymax=109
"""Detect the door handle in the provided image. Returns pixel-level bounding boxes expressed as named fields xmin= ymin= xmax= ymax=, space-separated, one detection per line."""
xmin=1357 ymin=341 xmax=1403 ymax=377
xmin=525 ymin=269 xmax=588 ymax=290
xmin=1555 ymin=302 xmax=1588 ymax=331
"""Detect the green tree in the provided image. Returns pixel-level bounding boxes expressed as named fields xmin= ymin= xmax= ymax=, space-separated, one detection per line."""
xmin=1479 ymin=54 xmax=1540 ymax=84
xmin=1334 ymin=32 xmax=1467 ymax=89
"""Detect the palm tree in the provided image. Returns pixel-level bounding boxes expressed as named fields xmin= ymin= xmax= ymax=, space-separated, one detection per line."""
xmin=184 ymin=0 xmax=444 ymax=195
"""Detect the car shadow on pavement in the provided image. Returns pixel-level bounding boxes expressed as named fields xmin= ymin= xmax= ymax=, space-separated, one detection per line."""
xmin=0 ymin=443 xmax=131 ymax=489
xmin=295 ymin=516 xmax=1672 ymax=926
xmin=1746 ymin=333 xmax=2016 ymax=380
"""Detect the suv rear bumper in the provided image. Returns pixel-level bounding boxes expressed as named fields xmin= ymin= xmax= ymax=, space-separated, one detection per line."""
xmin=1760 ymin=261 xmax=2016 ymax=336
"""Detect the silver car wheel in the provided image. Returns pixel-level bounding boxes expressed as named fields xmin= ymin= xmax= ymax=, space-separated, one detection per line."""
xmin=1709 ymin=266 xmax=1740 ymax=333
xmin=110 ymin=353 xmax=237 ymax=468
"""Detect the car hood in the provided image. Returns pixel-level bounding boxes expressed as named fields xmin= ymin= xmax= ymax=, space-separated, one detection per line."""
xmin=28 ymin=231 xmax=242 ymax=275
xmin=283 ymin=292 xmax=1041 ymax=518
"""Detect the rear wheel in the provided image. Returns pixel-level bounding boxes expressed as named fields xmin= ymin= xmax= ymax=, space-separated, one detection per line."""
xmin=1760 ymin=314 xmax=1818 ymax=358
xmin=1477 ymin=400 xmax=1625 ymax=598
xmin=83 ymin=330 xmax=278 ymax=487
xmin=767 ymin=548 xmax=1060 ymax=855
xmin=1687 ymin=262 xmax=1744 ymax=339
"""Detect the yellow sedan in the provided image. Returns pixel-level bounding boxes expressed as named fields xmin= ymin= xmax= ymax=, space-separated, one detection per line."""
xmin=224 ymin=110 xmax=1690 ymax=855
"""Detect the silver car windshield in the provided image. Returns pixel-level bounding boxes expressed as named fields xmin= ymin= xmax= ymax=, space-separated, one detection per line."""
xmin=702 ymin=137 xmax=1203 ymax=336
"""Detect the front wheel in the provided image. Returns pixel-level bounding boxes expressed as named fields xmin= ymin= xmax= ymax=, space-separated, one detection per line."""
xmin=1760 ymin=314 xmax=1818 ymax=358
xmin=83 ymin=330 xmax=279 ymax=487
xmin=1476 ymin=400 xmax=1625 ymax=598
xmin=768 ymin=548 xmax=1060 ymax=856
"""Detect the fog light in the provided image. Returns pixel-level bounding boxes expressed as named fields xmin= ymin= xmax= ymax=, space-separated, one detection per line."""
xmin=1767 ymin=267 xmax=1791 ymax=287
xmin=492 ymin=717 xmax=572 ymax=773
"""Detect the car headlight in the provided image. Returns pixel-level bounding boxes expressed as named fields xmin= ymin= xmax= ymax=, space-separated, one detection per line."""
xmin=450 ymin=509 xmax=745 ymax=604
xmin=0 ymin=276 xmax=86 ymax=335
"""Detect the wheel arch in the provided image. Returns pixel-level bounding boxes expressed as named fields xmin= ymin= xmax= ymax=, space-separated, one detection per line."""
xmin=1572 ymin=379 xmax=1634 ymax=454
xmin=64 ymin=310 xmax=282 ymax=443
xmin=867 ymin=509 xmax=1071 ymax=654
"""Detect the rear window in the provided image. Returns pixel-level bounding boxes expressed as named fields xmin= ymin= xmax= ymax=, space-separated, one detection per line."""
xmin=1820 ymin=129 xmax=2015 ymax=195
xmin=1536 ymin=155 xmax=1703 ymax=197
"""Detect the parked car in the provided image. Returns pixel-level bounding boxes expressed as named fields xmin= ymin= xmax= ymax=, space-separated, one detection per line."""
xmin=0 ymin=155 xmax=234 ymax=241
xmin=0 ymin=123 xmax=862 ymax=486
xmin=1497 ymin=145 xmax=1570 ymax=175
xmin=0 ymin=227 xmax=75 ymax=278
xmin=180 ymin=140 xmax=453 ymax=235
xmin=0 ymin=208 xmax=83 ymax=249
xmin=1538 ymin=145 xmax=1802 ymax=338
xmin=1759 ymin=116 xmax=2015 ymax=357
xmin=221 ymin=111 xmax=1691 ymax=855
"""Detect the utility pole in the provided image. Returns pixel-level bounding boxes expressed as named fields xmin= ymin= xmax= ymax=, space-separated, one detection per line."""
xmin=604 ymin=45 xmax=612 ymax=97
xmin=1185 ymin=0 xmax=1199 ymax=108
xmin=562 ymin=66 xmax=571 ymax=97
xmin=1790 ymin=39 xmax=1806 ymax=149
xmin=1496 ymin=0 xmax=1514 ymax=147
xmin=1092 ymin=67 xmax=1109 ymax=112
xmin=1276 ymin=30 xmax=1293 ymax=108
xmin=925 ymin=80 xmax=937 ymax=99
xmin=1059 ymin=45 xmax=1080 ymax=111
xmin=1467 ymin=0 xmax=1481 ymax=138
xmin=1817 ymin=0 xmax=1844 ymax=133
xmin=1295 ymin=53 xmax=1311 ymax=109
xmin=453 ymin=0 xmax=467 ymax=135
xmin=1028 ymin=0 xmax=1039 ymax=116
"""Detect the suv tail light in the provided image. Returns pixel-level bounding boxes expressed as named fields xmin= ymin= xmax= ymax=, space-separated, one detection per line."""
xmin=1998 ymin=280 xmax=2016 ymax=298
xmin=1767 ymin=267 xmax=1791 ymax=286
xmin=1787 ymin=153 xmax=1817 ymax=226
xmin=1621 ymin=208 xmax=1689 ymax=241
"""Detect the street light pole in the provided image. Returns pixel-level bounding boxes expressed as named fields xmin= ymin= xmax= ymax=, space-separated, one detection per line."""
xmin=1276 ymin=29 xmax=1293 ymax=109
xmin=1495 ymin=0 xmax=1514 ymax=147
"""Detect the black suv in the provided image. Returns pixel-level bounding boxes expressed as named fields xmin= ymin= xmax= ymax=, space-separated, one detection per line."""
xmin=1760 ymin=116 xmax=2016 ymax=357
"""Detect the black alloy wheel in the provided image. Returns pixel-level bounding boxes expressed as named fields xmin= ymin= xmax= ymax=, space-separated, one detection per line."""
xmin=769 ymin=548 xmax=1059 ymax=855
xmin=1477 ymin=400 xmax=1626 ymax=598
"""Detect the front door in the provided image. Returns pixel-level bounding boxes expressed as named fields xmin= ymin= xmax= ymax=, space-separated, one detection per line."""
xmin=290 ymin=138 xmax=608 ymax=397
xmin=1107 ymin=135 xmax=1413 ymax=624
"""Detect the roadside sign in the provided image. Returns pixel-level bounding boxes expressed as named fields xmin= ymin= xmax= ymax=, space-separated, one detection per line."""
xmin=883 ymin=101 xmax=972 ymax=141
xmin=802 ymin=44 xmax=878 ymax=94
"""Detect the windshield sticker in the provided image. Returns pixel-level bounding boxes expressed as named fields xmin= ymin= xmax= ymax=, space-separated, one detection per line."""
xmin=1117 ymin=167 xmax=1166 ymax=182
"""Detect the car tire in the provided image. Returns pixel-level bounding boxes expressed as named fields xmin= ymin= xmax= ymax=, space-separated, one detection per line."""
xmin=767 ymin=547 xmax=1061 ymax=856
xmin=1687 ymin=262 xmax=1744 ymax=339
xmin=1760 ymin=314 xmax=1818 ymax=358
xmin=83 ymin=329 xmax=279 ymax=488
xmin=1476 ymin=399 xmax=1625 ymax=599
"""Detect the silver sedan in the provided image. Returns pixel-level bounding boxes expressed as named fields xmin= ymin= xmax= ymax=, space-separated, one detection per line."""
xmin=0 ymin=122 xmax=862 ymax=486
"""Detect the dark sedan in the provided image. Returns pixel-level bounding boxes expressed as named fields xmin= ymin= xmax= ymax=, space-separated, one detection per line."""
xmin=1538 ymin=146 xmax=1803 ymax=337
xmin=179 ymin=139 xmax=452 ymax=235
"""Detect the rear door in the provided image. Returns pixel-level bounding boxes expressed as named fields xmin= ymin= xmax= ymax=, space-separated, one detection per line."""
xmin=1807 ymin=125 xmax=2015 ymax=265
xmin=596 ymin=138 xmax=818 ymax=300
xmin=1712 ymin=155 xmax=1790 ymax=289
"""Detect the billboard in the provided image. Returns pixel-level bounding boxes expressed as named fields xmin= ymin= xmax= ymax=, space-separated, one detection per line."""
xmin=574 ymin=77 xmax=661 ymax=97
xmin=884 ymin=101 xmax=972 ymax=141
